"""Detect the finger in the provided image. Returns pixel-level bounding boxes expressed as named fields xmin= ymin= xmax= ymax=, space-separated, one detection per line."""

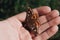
xmin=37 ymin=10 xmax=59 ymax=30
xmin=31 ymin=16 xmax=47 ymax=38
xmin=46 ymin=25 xmax=58 ymax=39
xmin=19 ymin=26 xmax=32 ymax=40
xmin=46 ymin=10 xmax=59 ymax=21
xmin=33 ymin=35 xmax=41 ymax=40
xmin=37 ymin=16 xmax=47 ymax=25
xmin=37 ymin=6 xmax=51 ymax=15
xmin=34 ymin=25 xmax=58 ymax=40
xmin=37 ymin=17 xmax=60 ymax=34
xmin=37 ymin=10 xmax=59 ymax=34
xmin=40 ymin=25 xmax=58 ymax=40
xmin=36 ymin=10 xmax=59 ymax=40
xmin=13 ymin=6 xmax=51 ymax=22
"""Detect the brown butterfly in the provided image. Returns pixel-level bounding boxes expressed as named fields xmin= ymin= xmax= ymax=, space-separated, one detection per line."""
xmin=23 ymin=7 xmax=39 ymax=37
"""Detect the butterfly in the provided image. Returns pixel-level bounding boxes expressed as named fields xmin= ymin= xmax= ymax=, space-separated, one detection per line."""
xmin=23 ymin=7 xmax=40 ymax=37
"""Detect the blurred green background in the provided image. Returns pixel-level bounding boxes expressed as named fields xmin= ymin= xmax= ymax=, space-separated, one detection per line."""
xmin=0 ymin=0 xmax=60 ymax=40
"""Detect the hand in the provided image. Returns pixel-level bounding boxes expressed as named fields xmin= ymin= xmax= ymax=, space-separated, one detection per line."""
xmin=0 ymin=6 xmax=60 ymax=40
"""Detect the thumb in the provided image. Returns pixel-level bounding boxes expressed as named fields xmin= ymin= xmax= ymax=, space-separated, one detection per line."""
xmin=12 ymin=5 xmax=41 ymax=22
xmin=13 ymin=12 xmax=27 ymax=22
xmin=13 ymin=9 xmax=38 ymax=22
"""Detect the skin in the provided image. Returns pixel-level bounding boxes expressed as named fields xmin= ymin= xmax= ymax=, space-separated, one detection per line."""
xmin=0 ymin=6 xmax=60 ymax=40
